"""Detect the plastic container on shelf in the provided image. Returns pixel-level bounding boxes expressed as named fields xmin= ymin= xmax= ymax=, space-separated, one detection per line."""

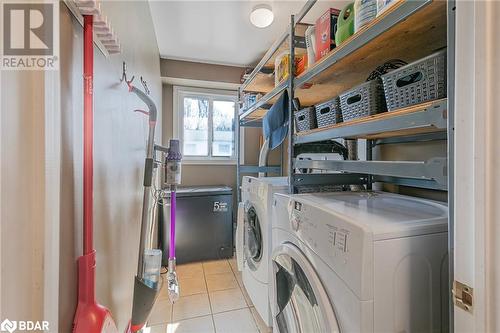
xmin=354 ymin=0 xmax=378 ymax=32
xmin=381 ymin=50 xmax=447 ymax=111
xmin=377 ymin=0 xmax=398 ymax=16
xmin=340 ymin=79 xmax=386 ymax=121
xmin=305 ymin=26 xmax=316 ymax=68
xmin=335 ymin=2 xmax=355 ymax=46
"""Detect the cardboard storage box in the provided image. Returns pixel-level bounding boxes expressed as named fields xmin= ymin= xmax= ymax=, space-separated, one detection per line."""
xmin=315 ymin=8 xmax=341 ymax=61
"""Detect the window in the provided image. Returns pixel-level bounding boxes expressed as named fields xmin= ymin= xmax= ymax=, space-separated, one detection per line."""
xmin=173 ymin=86 xmax=239 ymax=164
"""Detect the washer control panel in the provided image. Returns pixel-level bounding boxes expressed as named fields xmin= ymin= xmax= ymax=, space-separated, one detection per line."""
xmin=333 ymin=229 xmax=349 ymax=252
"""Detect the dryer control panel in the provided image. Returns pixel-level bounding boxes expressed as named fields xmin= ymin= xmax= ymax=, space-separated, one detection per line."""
xmin=289 ymin=198 xmax=373 ymax=300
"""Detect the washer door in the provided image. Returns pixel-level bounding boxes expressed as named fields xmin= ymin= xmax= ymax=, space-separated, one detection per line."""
xmin=271 ymin=242 xmax=341 ymax=333
xmin=244 ymin=203 xmax=262 ymax=271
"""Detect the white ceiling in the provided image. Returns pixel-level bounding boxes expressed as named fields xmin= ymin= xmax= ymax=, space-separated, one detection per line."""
xmin=149 ymin=0 xmax=348 ymax=67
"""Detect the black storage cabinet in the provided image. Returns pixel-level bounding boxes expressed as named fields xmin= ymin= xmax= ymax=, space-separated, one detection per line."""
xmin=159 ymin=186 xmax=233 ymax=265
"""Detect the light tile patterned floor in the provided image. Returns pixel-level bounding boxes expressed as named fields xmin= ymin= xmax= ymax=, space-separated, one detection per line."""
xmin=144 ymin=258 xmax=271 ymax=333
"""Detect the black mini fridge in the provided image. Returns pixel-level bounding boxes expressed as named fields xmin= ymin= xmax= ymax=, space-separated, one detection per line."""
xmin=159 ymin=186 xmax=233 ymax=265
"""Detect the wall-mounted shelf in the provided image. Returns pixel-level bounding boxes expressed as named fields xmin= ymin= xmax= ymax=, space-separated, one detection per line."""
xmin=295 ymin=99 xmax=447 ymax=144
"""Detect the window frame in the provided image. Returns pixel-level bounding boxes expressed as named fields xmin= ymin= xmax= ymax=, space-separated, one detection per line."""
xmin=173 ymin=86 xmax=240 ymax=165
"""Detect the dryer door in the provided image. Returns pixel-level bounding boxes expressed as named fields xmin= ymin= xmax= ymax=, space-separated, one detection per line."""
xmin=271 ymin=242 xmax=341 ymax=333
xmin=244 ymin=203 xmax=263 ymax=271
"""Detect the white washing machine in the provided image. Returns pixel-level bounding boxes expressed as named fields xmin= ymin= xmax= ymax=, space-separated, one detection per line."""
xmin=236 ymin=176 xmax=288 ymax=327
xmin=270 ymin=191 xmax=449 ymax=333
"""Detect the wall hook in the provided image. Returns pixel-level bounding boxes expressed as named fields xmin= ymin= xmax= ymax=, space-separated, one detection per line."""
xmin=140 ymin=76 xmax=150 ymax=95
xmin=120 ymin=61 xmax=134 ymax=89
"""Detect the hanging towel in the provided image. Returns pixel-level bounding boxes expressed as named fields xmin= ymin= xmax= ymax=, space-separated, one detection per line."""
xmin=263 ymin=90 xmax=289 ymax=150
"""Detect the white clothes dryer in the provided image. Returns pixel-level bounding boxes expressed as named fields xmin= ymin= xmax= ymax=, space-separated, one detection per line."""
xmin=270 ymin=191 xmax=449 ymax=333
xmin=236 ymin=176 xmax=288 ymax=327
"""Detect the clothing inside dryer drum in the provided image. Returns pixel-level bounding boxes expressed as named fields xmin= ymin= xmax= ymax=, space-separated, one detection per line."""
xmin=245 ymin=206 xmax=262 ymax=262
xmin=274 ymin=257 xmax=323 ymax=333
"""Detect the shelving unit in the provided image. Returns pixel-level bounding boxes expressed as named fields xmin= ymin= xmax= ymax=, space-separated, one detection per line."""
xmin=237 ymin=0 xmax=450 ymax=195
xmin=236 ymin=0 xmax=454 ymax=326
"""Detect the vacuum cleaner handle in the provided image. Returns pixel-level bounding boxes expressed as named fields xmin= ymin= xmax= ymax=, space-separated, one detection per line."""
xmin=129 ymin=85 xmax=157 ymax=122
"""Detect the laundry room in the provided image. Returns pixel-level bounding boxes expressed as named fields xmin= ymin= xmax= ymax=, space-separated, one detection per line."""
xmin=1 ymin=0 xmax=499 ymax=333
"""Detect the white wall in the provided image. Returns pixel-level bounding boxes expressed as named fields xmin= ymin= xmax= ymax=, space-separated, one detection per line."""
xmin=0 ymin=69 xmax=59 ymax=327
xmin=1 ymin=1 xmax=162 ymax=332
xmin=58 ymin=2 xmax=162 ymax=331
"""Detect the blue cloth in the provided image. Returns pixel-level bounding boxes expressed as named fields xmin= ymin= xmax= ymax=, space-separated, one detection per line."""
xmin=263 ymin=90 xmax=289 ymax=150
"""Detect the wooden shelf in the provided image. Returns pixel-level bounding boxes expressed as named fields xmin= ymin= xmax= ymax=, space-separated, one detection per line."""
xmin=295 ymin=99 xmax=448 ymax=143
xmin=240 ymin=0 xmax=446 ymax=124
xmin=294 ymin=0 xmax=447 ymax=106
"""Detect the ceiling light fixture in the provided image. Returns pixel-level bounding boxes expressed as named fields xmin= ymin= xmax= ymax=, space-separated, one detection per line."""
xmin=250 ymin=4 xmax=274 ymax=28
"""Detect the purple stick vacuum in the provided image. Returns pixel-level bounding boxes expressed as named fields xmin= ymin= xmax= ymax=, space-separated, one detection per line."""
xmin=165 ymin=139 xmax=182 ymax=303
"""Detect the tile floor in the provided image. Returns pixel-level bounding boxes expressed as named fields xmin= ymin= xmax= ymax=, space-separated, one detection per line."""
xmin=144 ymin=258 xmax=271 ymax=333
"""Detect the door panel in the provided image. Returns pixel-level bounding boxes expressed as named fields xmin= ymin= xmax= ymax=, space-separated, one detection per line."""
xmin=244 ymin=203 xmax=263 ymax=271
xmin=271 ymin=242 xmax=340 ymax=333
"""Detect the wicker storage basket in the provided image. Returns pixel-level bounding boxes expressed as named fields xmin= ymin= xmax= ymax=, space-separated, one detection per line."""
xmin=315 ymin=97 xmax=342 ymax=128
xmin=295 ymin=107 xmax=317 ymax=132
xmin=381 ymin=50 xmax=447 ymax=111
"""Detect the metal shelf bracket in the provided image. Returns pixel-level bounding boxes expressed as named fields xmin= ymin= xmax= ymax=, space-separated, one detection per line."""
xmin=293 ymin=157 xmax=448 ymax=187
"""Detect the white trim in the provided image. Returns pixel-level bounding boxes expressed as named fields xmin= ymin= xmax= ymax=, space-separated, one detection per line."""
xmin=43 ymin=70 xmax=61 ymax=333
xmin=173 ymin=86 xmax=240 ymax=165
xmin=160 ymin=55 xmax=250 ymax=68
xmin=162 ymin=77 xmax=240 ymax=91
xmin=454 ymin=1 xmax=500 ymax=331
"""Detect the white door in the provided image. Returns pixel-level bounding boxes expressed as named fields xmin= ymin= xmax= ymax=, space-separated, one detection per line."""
xmin=453 ymin=0 xmax=500 ymax=331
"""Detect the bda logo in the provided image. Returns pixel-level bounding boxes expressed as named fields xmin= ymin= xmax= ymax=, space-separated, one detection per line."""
xmin=0 ymin=319 xmax=17 ymax=333
xmin=1 ymin=1 xmax=59 ymax=70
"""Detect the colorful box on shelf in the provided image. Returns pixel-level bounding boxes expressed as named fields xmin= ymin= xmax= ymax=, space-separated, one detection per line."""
xmin=314 ymin=8 xmax=341 ymax=61
xmin=274 ymin=52 xmax=307 ymax=87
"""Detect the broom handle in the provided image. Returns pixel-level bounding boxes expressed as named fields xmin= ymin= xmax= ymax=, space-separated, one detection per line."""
xmin=169 ymin=188 xmax=176 ymax=259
